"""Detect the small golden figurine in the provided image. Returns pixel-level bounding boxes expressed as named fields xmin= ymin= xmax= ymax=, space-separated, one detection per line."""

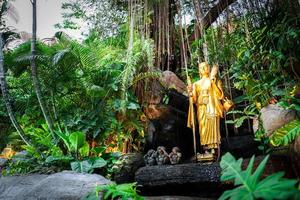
xmin=187 ymin=62 xmax=232 ymax=162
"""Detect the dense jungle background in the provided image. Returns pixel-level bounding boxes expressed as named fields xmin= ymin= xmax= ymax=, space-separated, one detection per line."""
xmin=0 ymin=0 xmax=300 ymax=199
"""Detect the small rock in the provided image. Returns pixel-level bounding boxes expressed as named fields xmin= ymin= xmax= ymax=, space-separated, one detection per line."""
xmin=0 ymin=158 xmax=8 ymax=167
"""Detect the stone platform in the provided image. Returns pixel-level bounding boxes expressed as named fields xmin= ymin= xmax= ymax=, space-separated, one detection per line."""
xmin=135 ymin=163 xmax=228 ymax=198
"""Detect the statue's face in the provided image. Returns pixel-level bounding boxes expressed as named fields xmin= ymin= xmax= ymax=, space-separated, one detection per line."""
xmin=159 ymin=149 xmax=163 ymax=154
xmin=199 ymin=62 xmax=210 ymax=76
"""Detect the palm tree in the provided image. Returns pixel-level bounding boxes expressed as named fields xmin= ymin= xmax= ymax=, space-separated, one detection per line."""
xmin=0 ymin=1 xmax=31 ymax=145
xmin=30 ymin=0 xmax=56 ymax=139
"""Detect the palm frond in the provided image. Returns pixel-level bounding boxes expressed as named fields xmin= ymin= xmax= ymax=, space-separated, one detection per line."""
xmin=52 ymin=48 xmax=71 ymax=65
xmin=270 ymin=120 xmax=300 ymax=146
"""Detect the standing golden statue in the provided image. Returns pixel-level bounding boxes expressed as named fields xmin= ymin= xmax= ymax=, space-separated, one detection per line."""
xmin=187 ymin=62 xmax=232 ymax=161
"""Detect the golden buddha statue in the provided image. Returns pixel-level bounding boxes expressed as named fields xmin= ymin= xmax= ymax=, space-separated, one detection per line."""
xmin=187 ymin=62 xmax=230 ymax=161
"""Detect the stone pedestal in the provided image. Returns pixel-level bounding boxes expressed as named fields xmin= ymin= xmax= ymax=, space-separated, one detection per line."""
xmin=135 ymin=163 xmax=226 ymax=198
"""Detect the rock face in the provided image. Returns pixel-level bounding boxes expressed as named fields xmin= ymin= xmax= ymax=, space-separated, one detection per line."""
xmin=0 ymin=171 xmax=111 ymax=200
xmin=292 ymin=135 xmax=300 ymax=179
xmin=294 ymin=136 xmax=300 ymax=155
xmin=221 ymin=135 xmax=259 ymax=158
xmin=135 ymin=163 xmax=224 ymax=197
xmin=145 ymin=90 xmax=195 ymax=160
xmin=160 ymin=71 xmax=187 ymax=94
xmin=261 ymin=104 xmax=297 ymax=136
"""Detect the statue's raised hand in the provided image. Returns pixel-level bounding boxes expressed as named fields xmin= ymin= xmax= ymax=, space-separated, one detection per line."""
xmin=210 ymin=64 xmax=219 ymax=80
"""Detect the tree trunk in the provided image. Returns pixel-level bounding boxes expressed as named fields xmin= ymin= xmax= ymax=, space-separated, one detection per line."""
xmin=175 ymin=0 xmax=188 ymax=77
xmin=0 ymin=33 xmax=31 ymax=146
xmin=202 ymin=0 xmax=237 ymax=30
xmin=30 ymin=0 xmax=56 ymax=139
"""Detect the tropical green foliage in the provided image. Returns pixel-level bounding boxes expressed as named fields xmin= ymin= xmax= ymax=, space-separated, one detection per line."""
xmin=85 ymin=182 xmax=143 ymax=200
xmin=229 ymin=14 xmax=299 ymax=108
xmin=1 ymin=26 xmax=153 ymax=175
xmin=270 ymin=120 xmax=300 ymax=147
xmin=2 ymin=28 xmax=148 ymax=149
xmin=70 ymin=157 xmax=107 ymax=173
xmin=219 ymin=152 xmax=299 ymax=200
xmin=197 ymin=6 xmax=300 ymax=149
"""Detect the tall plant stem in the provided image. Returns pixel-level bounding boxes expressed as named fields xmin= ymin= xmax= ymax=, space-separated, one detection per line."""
xmin=30 ymin=0 xmax=56 ymax=139
xmin=0 ymin=34 xmax=31 ymax=146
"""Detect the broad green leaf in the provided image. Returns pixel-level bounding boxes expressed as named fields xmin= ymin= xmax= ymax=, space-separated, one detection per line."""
xmin=69 ymin=131 xmax=86 ymax=152
xmin=79 ymin=142 xmax=90 ymax=157
xmin=254 ymin=172 xmax=298 ymax=199
xmin=248 ymin=155 xmax=269 ymax=188
xmin=219 ymin=153 xmax=298 ymax=200
xmin=91 ymin=146 xmax=106 ymax=155
xmin=71 ymin=160 xmax=93 ymax=173
xmin=220 ymin=152 xmax=245 ymax=186
xmin=90 ymin=157 xmax=107 ymax=168
xmin=55 ymin=131 xmax=71 ymax=151
xmin=219 ymin=186 xmax=253 ymax=200
xmin=45 ymin=155 xmax=73 ymax=163
xmin=270 ymin=120 xmax=300 ymax=146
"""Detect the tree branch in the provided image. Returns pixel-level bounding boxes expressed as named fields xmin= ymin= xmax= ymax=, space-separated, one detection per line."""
xmin=202 ymin=0 xmax=237 ymax=30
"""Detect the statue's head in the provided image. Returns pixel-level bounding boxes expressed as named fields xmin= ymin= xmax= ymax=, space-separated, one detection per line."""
xmin=198 ymin=62 xmax=210 ymax=77
xmin=157 ymin=146 xmax=166 ymax=154
xmin=172 ymin=147 xmax=180 ymax=153
xmin=147 ymin=149 xmax=155 ymax=156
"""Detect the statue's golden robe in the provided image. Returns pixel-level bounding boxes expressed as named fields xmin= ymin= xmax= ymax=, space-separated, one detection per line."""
xmin=188 ymin=77 xmax=224 ymax=149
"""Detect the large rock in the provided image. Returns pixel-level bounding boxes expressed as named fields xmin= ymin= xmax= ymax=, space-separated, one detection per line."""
xmin=261 ymin=104 xmax=297 ymax=136
xmin=0 ymin=171 xmax=111 ymax=200
xmin=143 ymin=70 xmax=187 ymax=120
xmin=160 ymin=71 xmax=187 ymax=94
xmin=292 ymin=135 xmax=300 ymax=179
xmin=294 ymin=135 xmax=300 ymax=155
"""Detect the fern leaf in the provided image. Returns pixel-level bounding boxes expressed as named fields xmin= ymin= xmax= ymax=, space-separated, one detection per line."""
xmin=270 ymin=120 xmax=300 ymax=146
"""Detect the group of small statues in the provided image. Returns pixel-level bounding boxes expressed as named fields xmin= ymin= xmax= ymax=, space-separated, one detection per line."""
xmin=144 ymin=146 xmax=182 ymax=166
